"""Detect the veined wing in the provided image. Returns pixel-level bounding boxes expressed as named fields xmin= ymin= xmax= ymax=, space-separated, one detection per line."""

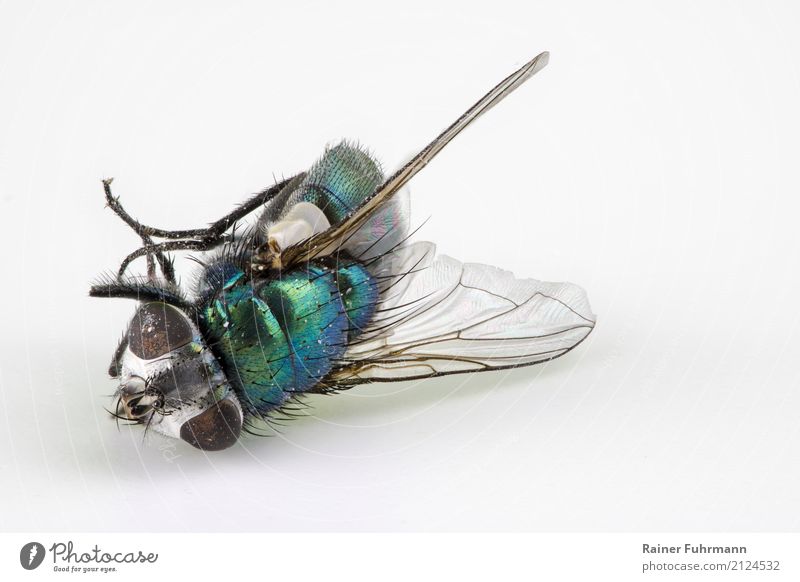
xmin=281 ymin=52 xmax=550 ymax=266
xmin=330 ymin=241 xmax=595 ymax=384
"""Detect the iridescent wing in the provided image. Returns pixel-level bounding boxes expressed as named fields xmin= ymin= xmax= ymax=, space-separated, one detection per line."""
xmin=280 ymin=51 xmax=551 ymax=266
xmin=272 ymin=51 xmax=592 ymax=384
xmin=330 ymin=242 xmax=594 ymax=384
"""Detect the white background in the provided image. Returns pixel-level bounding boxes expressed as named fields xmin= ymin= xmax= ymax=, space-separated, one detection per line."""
xmin=0 ymin=0 xmax=798 ymax=532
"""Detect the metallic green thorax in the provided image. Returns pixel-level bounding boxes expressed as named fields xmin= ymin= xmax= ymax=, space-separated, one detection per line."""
xmin=201 ymin=260 xmax=377 ymax=414
xmin=200 ymin=143 xmax=384 ymax=415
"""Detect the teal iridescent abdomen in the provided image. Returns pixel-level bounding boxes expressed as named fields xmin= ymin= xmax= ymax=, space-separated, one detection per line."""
xmin=260 ymin=142 xmax=385 ymax=229
xmin=201 ymin=259 xmax=378 ymax=413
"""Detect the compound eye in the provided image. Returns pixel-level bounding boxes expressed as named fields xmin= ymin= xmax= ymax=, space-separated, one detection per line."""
xmin=127 ymin=302 xmax=193 ymax=360
xmin=180 ymin=398 xmax=242 ymax=451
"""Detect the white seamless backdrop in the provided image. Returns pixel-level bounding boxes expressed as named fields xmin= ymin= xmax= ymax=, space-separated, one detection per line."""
xmin=0 ymin=0 xmax=798 ymax=531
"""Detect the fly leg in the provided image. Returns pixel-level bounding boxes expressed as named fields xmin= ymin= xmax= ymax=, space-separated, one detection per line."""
xmin=102 ymin=174 xmax=305 ymax=279
xmin=104 ymin=179 xmax=176 ymax=283
xmin=115 ymin=239 xmax=219 ymax=279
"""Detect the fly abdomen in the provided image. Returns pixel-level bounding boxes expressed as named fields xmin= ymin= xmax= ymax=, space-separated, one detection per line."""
xmin=262 ymin=143 xmax=384 ymax=228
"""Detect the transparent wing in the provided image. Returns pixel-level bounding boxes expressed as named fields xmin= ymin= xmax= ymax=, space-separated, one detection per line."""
xmin=331 ymin=241 xmax=595 ymax=384
xmin=281 ymin=51 xmax=550 ymax=266
xmin=341 ymin=186 xmax=410 ymax=261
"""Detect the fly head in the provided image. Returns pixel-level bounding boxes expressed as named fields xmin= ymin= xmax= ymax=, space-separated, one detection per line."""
xmin=111 ymin=301 xmax=243 ymax=451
